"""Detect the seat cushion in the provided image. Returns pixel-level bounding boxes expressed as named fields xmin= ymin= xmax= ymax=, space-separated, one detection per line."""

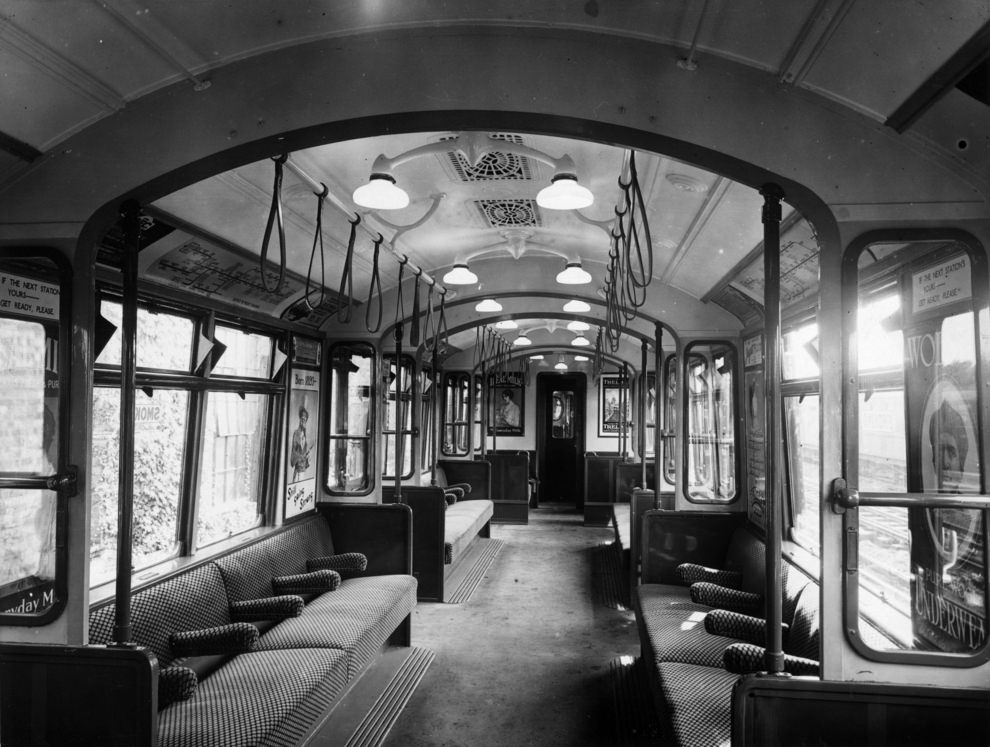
xmin=443 ymin=500 xmax=493 ymax=565
xmin=256 ymin=575 xmax=417 ymax=678
xmin=158 ymin=648 xmax=348 ymax=747
xmin=638 ymin=592 xmax=744 ymax=667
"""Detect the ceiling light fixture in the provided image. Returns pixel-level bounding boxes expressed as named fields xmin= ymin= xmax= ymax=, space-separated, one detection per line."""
xmin=513 ymin=334 xmax=533 ymax=346
xmin=352 ymin=169 xmax=409 ymax=210
xmin=495 ymin=319 xmax=519 ymax=330
xmin=571 ymin=335 xmax=591 ymax=347
xmin=354 ymin=133 xmax=594 ymax=213
xmin=475 ymin=298 xmax=503 ymax=312
xmin=574 ymin=355 xmax=590 ymax=362
xmin=566 ymin=320 xmax=590 ymax=332
xmin=563 ymin=299 xmax=591 ymax=313
xmin=554 ymin=360 xmax=569 ymax=370
xmin=555 ymin=261 xmax=593 ymax=285
xmin=442 ymin=263 xmax=479 ymax=285
xmin=529 ymin=354 xmax=544 ymax=360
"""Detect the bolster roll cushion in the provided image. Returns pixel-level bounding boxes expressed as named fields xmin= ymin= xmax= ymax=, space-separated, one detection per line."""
xmin=307 ymin=552 xmax=368 ymax=578
xmin=273 ymin=570 xmax=341 ymax=595
xmin=169 ymin=622 xmax=259 ymax=658
xmin=158 ymin=665 xmax=198 ymax=709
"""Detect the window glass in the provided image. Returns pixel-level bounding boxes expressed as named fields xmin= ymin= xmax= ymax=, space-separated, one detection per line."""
xmin=326 ymin=344 xmax=373 ymax=494
xmin=473 ymin=376 xmax=483 ymax=452
xmin=641 ymin=373 xmax=656 ymax=457
xmin=382 ymin=356 xmax=413 ymax=479
xmin=91 ymin=387 xmax=186 ymax=586
xmin=96 ymin=301 xmax=194 ymax=371
xmin=195 ymin=391 xmax=266 ymax=547
xmin=850 ymin=240 xmax=987 ymax=657
xmin=420 ymin=368 xmax=436 ymax=472
xmin=782 ymin=322 xmax=819 ymax=380
xmin=552 ymin=390 xmax=574 ymax=439
xmin=213 ymin=326 xmax=273 ymax=378
xmin=685 ymin=345 xmax=736 ymax=502
xmin=662 ymin=356 xmax=677 ymax=484
xmin=786 ymin=394 xmax=820 ymax=556
xmin=442 ymin=372 xmax=470 ymax=456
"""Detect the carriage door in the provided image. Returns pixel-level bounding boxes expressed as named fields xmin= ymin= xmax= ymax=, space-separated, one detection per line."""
xmin=837 ymin=233 xmax=990 ymax=682
xmin=537 ymin=372 xmax=586 ymax=504
xmin=0 ymin=251 xmax=73 ymax=627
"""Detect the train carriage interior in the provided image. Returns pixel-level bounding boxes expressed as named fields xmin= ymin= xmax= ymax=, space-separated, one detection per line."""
xmin=1 ymin=2 xmax=989 ymax=746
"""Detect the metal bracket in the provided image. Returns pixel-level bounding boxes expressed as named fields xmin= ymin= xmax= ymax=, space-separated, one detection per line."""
xmin=46 ymin=465 xmax=78 ymax=498
xmin=831 ymin=477 xmax=858 ymax=515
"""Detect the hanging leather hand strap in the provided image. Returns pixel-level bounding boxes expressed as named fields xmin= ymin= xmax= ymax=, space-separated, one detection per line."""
xmin=409 ymin=271 xmax=422 ymax=348
xmin=336 ymin=216 xmax=360 ymax=323
xmin=304 ymin=185 xmax=329 ymax=311
xmin=259 ymin=155 xmax=287 ymax=293
xmin=365 ymin=235 xmax=384 ymax=333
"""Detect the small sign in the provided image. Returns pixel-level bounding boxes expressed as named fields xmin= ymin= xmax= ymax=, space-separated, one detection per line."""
xmin=911 ymin=254 xmax=971 ymax=315
xmin=0 ymin=273 xmax=60 ymax=321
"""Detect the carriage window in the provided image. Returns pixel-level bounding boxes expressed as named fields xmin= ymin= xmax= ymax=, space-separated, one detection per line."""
xmin=326 ymin=344 xmax=373 ymax=495
xmin=212 ymin=326 xmax=273 ymax=378
xmin=96 ymin=301 xmax=194 ymax=371
xmin=639 ymin=373 xmax=656 ymax=457
xmin=420 ymin=368 xmax=436 ymax=472
xmin=443 ymin=372 xmax=470 ymax=456
xmin=383 ymin=355 xmax=413 ymax=479
xmin=847 ymin=237 xmax=988 ymax=661
xmin=0 ymin=257 xmax=68 ymax=623
xmin=473 ymin=375 xmax=483 ymax=453
xmin=685 ymin=344 xmax=737 ymax=503
xmin=662 ymin=356 xmax=677 ymax=485
xmin=552 ymin=390 xmax=574 ymax=439
xmin=91 ymin=387 xmax=186 ymax=585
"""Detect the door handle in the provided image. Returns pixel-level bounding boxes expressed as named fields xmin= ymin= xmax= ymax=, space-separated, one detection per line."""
xmin=831 ymin=477 xmax=858 ymax=514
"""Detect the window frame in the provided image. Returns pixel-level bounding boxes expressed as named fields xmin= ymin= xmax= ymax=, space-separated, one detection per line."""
xmin=324 ymin=342 xmax=376 ymax=497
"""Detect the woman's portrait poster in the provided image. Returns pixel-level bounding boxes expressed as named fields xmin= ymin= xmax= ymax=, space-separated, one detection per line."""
xmin=488 ymin=371 xmax=524 ymax=436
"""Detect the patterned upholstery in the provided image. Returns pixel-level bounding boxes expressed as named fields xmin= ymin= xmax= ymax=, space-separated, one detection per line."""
xmin=159 ymin=666 xmax=198 ymax=709
xmin=158 ymin=648 xmax=349 ymax=747
xmin=89 ymin=563 xmax=234 ymax=669
xmin=272 ymin=570 xmax=340 ymax=595
xmin=656 ymin=661 xmax=738 ymax=747
xmin=229 ymin=595 xmax=304 ymax=621
xmin=690 ymin=581 xmax=763 ymax=614
xmin=170 ymin=623 xmax=259 ymax=658
xmin=704 ymin=608 xmax=788 ymax=646
xmin=677 ymin=562 xmax=742 ymax=589
xmin=255 ymin=574 xmax=418 ymax=678
xmin=723 ymin=643 xmax=820 ymax=676
xmin=443 ymin=500 xmax=493 ymax=566
xmin=307 ymin=552 xmax=368 ymax=578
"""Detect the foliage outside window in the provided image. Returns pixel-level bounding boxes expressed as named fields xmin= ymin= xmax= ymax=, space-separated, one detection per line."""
xmin=326 ymin=344 xmax=374 ymax=495
xmin=91 ymin=298 xmax=277 ymax=588
xmin=685 ymin=343 xmax=737 ymax=503
xmin=442 ymin=372 xmax=470 ymax=456
xmin=382 ymin=355 xmax=413 ymax=479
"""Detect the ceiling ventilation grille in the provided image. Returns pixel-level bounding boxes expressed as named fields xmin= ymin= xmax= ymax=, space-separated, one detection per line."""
xmin=476 ymin=199 xmax=540 ymax=228
xmin=442 ymin=133 xmax=533 ymax=181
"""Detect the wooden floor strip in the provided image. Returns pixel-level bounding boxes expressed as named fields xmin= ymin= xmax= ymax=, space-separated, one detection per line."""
xmin=445 ymin=538 xmax=504 ymax=604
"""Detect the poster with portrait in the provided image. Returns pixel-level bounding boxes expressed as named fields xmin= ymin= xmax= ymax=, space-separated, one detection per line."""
xmin=285 ymin=367 xmax=320 ymax=519
xmin=599 ymin=375 xmax=631 ymax=437
xmin=487 ymin=371 xmax=524 ymax=436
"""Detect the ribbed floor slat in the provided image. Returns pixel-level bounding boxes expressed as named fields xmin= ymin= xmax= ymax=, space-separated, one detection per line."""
xmin=344 ymin=647 xmax=435 ymax=747
xmin=445 ymin=538 xmax=503 ymax=604
xmin=609 ymin=656 xmax=663 ymax=746
xmin=594 ymin=541 xmax=628 ymax=611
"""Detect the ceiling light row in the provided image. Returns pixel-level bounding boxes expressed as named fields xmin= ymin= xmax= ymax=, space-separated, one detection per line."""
xmin=444 ymin=260 xmax=592 ymax=286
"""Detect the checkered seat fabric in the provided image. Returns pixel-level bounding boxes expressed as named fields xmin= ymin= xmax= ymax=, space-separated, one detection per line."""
xmin=443 ymin=500 xmax=493 ymax=566
xmin=255 ymin=574 xmax=417 ymax=679
xmin=158 ymin=648 xmax=349 ymax=747
xmin=677 ymin=562 xmax=743 ymax=589
xmin=656 ymin=661 xmax=739 ymax=747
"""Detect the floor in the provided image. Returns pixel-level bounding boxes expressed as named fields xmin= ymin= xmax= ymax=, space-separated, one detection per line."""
xmin=382 ymin=503 xmax=653 ymax=747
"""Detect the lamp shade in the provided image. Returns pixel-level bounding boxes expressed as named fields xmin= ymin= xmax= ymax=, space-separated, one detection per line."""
xmin=529 ymin=354 xmax=544 ymax=360
xmin=537 ymin=174 xmax=594 ymax=210
xmin=555 ymin=261 xmax=592 ymax=285
xmin=566 ymin=320 xmax=590 ymax=332
xmin=495 ymin=319 xmax=519 ymax=330
xmin=554 ymin=361 xmax=568 ymax=370
xmin=574 ymin=355 xmax=590 ymax=361
xmin=563 ymin=299 xmax=591 ymax=313
xmin=513 ymin=335 xmax=533 ymax=346
xmin=352 ymin=173 xmax=409 ymax=210
xmin=570 ymin=335 xmax=591 ymax=347
xmin=443 ymin=264 xmax=479 ymax=285
xmin=475 ymin=298 xmax=502 ymax=312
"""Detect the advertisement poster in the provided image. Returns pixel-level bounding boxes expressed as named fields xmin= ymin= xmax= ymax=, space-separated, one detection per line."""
xmin=285 ymin=368 xmax=320 ymax=519
xmin=488 ymin=371 xmax=524 ymax=436
xmin=599 ymin=375 xmax=630 ymax=437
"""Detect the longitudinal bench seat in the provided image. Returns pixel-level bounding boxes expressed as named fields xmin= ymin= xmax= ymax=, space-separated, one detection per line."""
xmin=87 ymin=505 xmax=417 ymax=747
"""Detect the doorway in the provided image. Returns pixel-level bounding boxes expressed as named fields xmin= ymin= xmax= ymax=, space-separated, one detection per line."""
xmin=536 ymin=372 xmax=586 ymax=507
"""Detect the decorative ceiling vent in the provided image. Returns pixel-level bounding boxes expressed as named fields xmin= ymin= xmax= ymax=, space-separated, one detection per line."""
xmin=476 ymin=199 xmax=541 ymax=228
xmin=441 ymin=133 xmax=534 ymax=182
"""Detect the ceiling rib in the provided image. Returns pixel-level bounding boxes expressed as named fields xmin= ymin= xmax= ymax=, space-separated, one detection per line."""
xmin=0 ymin=16 xmax=124 ymax=112
xmin=658 ymin=176 xmax=730 ymax=286
xmin=778 ymin=0 xmax=857 ymax=86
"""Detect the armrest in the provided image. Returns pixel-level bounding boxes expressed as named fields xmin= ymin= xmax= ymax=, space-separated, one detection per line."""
xmin=445 ymin=482 xmax=472 ymax=494
xmin=158 ymin=665 xmax=198 ymax=708
xmin=230 ymin=595 xmax=304 ymax=621
xmin=690 ymin=582 xmax=763 ymax=614
xmin=723 ymin=642 xmax=820 ymax=676
xmin=320 ymin=503 xmax=413 ymax=576
xmin=705 ymin=608 xmax=788 ymax=646
xmin=306 ymin=552 xmax=367 ymax=576
xmin=169 ymin=622 xmax=259 ymax=657
xmin=678 ymin=562 xmax=742 ymax=589
xmin=443 ymin=487 xmax=464 ymax=504
xmin=273 ymin=569 xmax=341 ymax=594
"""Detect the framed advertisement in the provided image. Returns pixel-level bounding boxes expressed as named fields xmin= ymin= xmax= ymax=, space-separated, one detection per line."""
xmin=599 ymin=375 xmax=630 ymax=437
xmin=285 ymin=367 xmax=320 ymax=519
xmin=487 ymin=371 xmax=524 ymax=436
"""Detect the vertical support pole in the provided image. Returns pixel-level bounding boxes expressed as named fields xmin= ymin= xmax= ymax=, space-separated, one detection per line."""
xmin=761 ymin=183 xmax=785 ymax=674
xmin=113 ymin=200 xmax=140 ymax=646
xmin=430 ymin=362 xmax=441 ymax=486
xmin=620 ymin=362 xmax=629 ymax=459
xmin=640 ymin=338 xmax=649 ymax=487
xmin=654 ymin=323 xmax=663 ymax=505
xmin=394 ymin=322 xmax=404 ymax=503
